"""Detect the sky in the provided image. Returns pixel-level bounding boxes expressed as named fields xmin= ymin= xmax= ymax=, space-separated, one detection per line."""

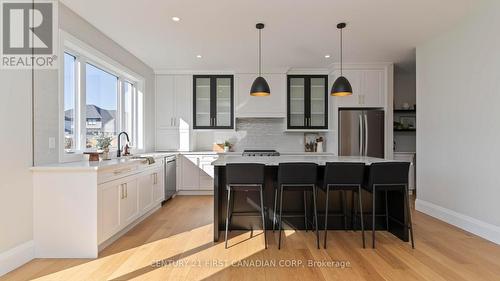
xmin=64 ymin=53 xmax=119 ymax=111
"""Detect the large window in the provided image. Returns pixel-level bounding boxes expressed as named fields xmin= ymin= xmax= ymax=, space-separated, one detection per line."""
xmin=85 ymin=63 xmax=118 ymax=149
xmin=61 ymin=41 xmax=144 ymax=161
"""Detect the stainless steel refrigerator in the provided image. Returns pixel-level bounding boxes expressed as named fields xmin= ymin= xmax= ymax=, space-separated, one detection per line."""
xmin=339 ymin=109 xmax=385 ymax=158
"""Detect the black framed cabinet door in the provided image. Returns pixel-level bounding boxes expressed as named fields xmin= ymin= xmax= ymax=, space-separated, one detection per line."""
xmin=193 ymin=75 xmax=234 ymax=129
xmin=287 ymin=75 xmax=328 ymax=130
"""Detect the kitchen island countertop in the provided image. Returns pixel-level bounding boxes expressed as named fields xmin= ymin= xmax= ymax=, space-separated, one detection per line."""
xmin=212 ymin=154 xmax=397 ymax=166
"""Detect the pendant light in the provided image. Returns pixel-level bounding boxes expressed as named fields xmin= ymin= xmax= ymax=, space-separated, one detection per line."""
xmin=331 ymin=22 xmax=353 ymax=96
xmin=250 ymin=23 xmax=270 ymax=96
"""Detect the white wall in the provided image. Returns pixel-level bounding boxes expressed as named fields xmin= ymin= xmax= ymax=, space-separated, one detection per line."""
xmin=0 ymin=3 xmax=156 ymax=274
xmin=416 ymin=0 xmax=500 ymax=243
xmin=0 ymin=71 xmax=34 ymax=254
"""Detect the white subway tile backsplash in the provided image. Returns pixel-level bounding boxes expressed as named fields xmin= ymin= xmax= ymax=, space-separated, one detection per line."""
xmin=194 ymin=118 xmax=329 ymax=152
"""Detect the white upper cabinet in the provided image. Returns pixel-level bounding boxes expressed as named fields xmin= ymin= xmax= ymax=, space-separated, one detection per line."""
xmin=156 ymin=75 xmax=176 ymax=128
xmin=333 ymin=68 xmax=385 ymax=108
xmin=174 ymin=75 xmax=193 ymax=128
xmin=156 ymin=75 xmax=192 ymax=129
xmin=235 ymin=73 xmax=287 ymax=118
xmin=156 ymin=74 xmax=192 ymax=151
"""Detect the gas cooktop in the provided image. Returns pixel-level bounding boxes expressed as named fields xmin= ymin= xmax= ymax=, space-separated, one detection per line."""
xmin=242 ymin=150 xmax=280 ymax=157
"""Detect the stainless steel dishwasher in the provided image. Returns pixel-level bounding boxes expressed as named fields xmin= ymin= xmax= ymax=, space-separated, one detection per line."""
xmin=163 ymin=155 xmax=177 ymax=203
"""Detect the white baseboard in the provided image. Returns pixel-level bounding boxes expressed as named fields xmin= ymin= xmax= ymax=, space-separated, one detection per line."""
xmin=0 ymin=240 xmax=34 ymax=277
xmin=416 ymin=199 xmax=500 ymax=245
xmin=176 ymin=190 xmax=213 ymax=196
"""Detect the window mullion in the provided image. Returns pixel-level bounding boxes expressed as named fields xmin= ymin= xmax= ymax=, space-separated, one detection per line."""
xmin=118 ymin=78 xmax=124 ymax=135
xmin=77 ymin=56 xmax=87 ymax=152
xmin=133 ymin=84 xmax=138 ymax=148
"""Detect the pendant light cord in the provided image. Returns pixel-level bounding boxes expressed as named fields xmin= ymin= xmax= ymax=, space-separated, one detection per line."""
xmin=340 ymin=27 xmax=343 ymax=77
xmin=258 ymin=28 xmax=262 ymax=76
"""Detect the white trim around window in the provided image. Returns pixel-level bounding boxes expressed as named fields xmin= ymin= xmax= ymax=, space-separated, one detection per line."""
xmin=58 ymin=30 xmax=145 ymax=163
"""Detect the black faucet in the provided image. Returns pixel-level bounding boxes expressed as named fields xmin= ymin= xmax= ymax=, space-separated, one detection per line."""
xmin=117 ymin=132 xmax=130 ymax=158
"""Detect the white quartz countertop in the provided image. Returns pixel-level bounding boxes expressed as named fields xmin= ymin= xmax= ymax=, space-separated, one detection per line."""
xmin=212 ymin=155 xmax=398 ymax=166
xmin=156 ymin=150 xmax=218 ymax=155
xmin=31 ymin=152 xmax=177 ymax=172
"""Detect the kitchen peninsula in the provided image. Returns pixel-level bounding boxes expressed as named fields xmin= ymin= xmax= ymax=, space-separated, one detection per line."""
xmin=212 ymin=154 xmax=410 ymax=243
xmin=31 ymin=153 xmax=173 ymax=258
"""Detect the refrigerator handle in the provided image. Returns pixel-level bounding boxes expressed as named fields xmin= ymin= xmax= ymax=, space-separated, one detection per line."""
xmin=359 ymin=114 xmax=364 ymax=156
xmin=364 ymin=113 xmax=369 ymax=156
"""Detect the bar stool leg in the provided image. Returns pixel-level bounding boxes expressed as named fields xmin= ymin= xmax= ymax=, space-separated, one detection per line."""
xmin=342 ymin=190 xmax=348 ymax=230
xmin=312 ymin=185 xmax=320 ymax=249
xmin=351 ymin=190 xmax=355 ymax=231
xmin=273 ymin=188 xmax=278 ymax=232
xmin=304 ymin=191 xmax=308 ymax=232
xmin=259 ymin=185 xmax=267 ymax=249
xmin=225 ymin=187 xmax=232 ymax=249
xmin=324 ymin=185 xmax=330 ymax=249
xmin=358 ymin=185 xmax=366 ymax=248
xmin=372 ymin=186 xmax=376 ymax=249
xmin=228 ymin=190 xmax=235 ymax=232
xmin=385 ymin=190 xmax=389 ymax=230
xmin=278 ymin=185 xmax=284 ymax=249
xmin=404 ymin=185 xmax=415 ymax=249
xmin=353 ymin=190 xmax=358 ymax=232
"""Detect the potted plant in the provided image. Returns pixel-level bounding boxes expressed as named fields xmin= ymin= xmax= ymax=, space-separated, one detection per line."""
xmin=224 ymin=141 xmax=231 ymax=152
xmin=96 ymin=134 xmax=113 ymax=160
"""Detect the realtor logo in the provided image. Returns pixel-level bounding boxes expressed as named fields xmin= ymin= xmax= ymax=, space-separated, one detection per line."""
xmin=1 ymin=0 xmax=58 ymax=69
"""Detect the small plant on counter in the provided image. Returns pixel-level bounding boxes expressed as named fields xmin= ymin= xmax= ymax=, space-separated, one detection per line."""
xmin=224 ymin=141 xmax=231 ymax=152
xmin=96 ymin=134 xmax=113 ymax=160
xmin=96 ymin=134 xmax=113 ymax=151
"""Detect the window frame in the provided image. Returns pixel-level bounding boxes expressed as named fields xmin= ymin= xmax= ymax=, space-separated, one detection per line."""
xmin=59 ymin=30 xmax=145 ymax=163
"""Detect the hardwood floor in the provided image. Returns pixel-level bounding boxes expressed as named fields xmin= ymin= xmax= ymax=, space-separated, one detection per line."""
xmin=3 ymin=195 xmax=500 ymax=281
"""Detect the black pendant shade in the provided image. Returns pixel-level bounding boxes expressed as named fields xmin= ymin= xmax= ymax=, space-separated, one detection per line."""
xmin=331 ymin=76 xmax=353 ymax=97
xmin=250 ymin=23 xmax=270 ymax=96
xmin=331 ymin=22 xmax=353 ymax=97
xmin=250 ymin=76 xmax=271 ymax=96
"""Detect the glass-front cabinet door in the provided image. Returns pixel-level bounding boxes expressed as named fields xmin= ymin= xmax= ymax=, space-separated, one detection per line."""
xmin=309 ymin=77 xmax=327 ymax=127
xmin=287 ymin=75 xmax=328 ymax=129
xmin=193 ymin=75 xmax=234 ymax=129
xmin=194 ymin=77 xmax=211 ymax=127
xmin=289 ymin=77 xmax=306 ymax=127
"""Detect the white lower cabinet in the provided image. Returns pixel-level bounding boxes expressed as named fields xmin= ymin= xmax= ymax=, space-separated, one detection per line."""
xmin=199 ymin=156 xmax=216 ymax=190
xmin=98 ymin=162 xmax=165 ymax=245
xmin=100 ymin=181 xmax=121 ymax=242
xmin=180 ymin=155 xmax=201 ymax=190
xmin=33 ymin=156 xmax=169 ymax=258
xmin=98 ymin=175 xmax=141 ymax=243
xmin=153 ymin=167 xmax=165 ymax=204
xmin=138 ymin=172 xmax=154 ymax=215
xmin=178 ymin=154 xmax=217 ymax=193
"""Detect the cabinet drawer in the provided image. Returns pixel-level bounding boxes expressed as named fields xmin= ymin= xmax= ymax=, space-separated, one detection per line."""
xmin=98 ymin=165 xmax=139 ymax=184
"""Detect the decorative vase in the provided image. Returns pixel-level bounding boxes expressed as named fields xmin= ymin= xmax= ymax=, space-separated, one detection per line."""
xmin=224 ymin=146 xmax=230 ymax=152
xmin=102 ymin=148 xmax=110 ymax=160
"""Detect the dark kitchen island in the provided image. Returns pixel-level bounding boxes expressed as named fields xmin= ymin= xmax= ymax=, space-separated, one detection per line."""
xmin=212 ymin=154 xmax=410 ymax=243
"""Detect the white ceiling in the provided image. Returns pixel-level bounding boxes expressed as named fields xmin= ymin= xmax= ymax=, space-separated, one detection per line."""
xmin=61 ymin=0 xmax=479 ymax=72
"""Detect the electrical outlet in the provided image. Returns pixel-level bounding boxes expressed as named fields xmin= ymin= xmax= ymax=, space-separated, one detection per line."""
xmin=49 ymin=137 xmax=56 ymax=149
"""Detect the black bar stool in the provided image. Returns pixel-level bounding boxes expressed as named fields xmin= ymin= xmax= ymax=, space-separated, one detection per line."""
xmin=321 ymin=162 xmax=366 ymax=248
xmin=225 ymin=163 xmax=267 ymax=249
xmin=275 ymin=163 xmax=319 ymax=249
xmin=363 ymin=162 xmax=415 ymax=249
